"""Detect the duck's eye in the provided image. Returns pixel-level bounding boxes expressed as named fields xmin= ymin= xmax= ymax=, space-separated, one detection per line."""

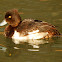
xmin=8 ymin=16 xmax=12 ymax=19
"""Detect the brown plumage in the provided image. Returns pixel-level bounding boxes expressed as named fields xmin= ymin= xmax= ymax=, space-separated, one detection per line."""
xmin=4 ymin=9 xmax=60 ymax=38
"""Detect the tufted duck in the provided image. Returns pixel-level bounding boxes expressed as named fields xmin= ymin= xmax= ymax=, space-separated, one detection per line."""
xmin=0 ymin=9 xmax=60 ymax=41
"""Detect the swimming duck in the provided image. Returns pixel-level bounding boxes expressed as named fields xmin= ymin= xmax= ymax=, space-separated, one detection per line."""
xmin=0 ymin=9 xmax=60 ymax=40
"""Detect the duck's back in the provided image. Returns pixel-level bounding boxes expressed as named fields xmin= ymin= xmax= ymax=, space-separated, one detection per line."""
xmin=15 ymin=19 xmax=60 ymax=38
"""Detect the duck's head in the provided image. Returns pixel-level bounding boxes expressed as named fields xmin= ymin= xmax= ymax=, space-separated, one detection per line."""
xmin=0 ymin=9 xmax=21 ymax=27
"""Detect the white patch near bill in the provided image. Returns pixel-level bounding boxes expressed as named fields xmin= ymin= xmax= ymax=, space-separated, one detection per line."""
xmin=0 ymin=20 xmax=7 ymax=26
xmin=12 ymin=30 xmax=48 ymax=44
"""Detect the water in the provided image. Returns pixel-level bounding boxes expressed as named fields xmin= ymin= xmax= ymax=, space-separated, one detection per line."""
xmin=0 ymin=0 xmax=62 ymax=62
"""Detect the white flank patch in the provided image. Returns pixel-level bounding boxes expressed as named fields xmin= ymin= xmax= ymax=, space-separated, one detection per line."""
xmin=12 ymin=30 xmax=28 ymax=40
xmin=12 ymin=30 xmax=48 ymax=44
xmin=28 ymin=30 xmax=39 ymax=34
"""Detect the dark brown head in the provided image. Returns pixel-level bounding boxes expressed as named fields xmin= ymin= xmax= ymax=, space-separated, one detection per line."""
xmin=5 ymin=9 xmax=21 ymax=27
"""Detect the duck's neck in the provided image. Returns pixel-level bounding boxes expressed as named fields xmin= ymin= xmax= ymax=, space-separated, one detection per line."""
xmin=13 ymin=20 xmax=22 ymax=29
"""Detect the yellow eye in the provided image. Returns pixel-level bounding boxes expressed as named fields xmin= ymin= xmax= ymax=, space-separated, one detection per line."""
xmin=8 ymin=16 xmax=11 ymax=19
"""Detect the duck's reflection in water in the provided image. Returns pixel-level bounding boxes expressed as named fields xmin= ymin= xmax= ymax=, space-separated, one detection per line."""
xmin=12 ymin=38 xmax=54 ymax=52
xmin=0 ymin=37 xmax=56 ymax=57
xmin=0 ymin=45 xmax=7 ymax=52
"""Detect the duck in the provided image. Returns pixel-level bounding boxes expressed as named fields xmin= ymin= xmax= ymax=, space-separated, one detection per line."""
xmin=0 ymin=9 xmax=60 ymax=41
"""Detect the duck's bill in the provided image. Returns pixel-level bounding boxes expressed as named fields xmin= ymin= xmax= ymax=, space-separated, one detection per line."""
xmin=0 ymin=20 xmax=7 ymax=26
